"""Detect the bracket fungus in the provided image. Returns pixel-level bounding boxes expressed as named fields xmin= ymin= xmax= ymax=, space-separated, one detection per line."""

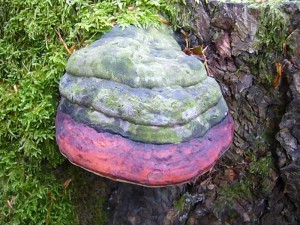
xmin=56 ymin=26 xmax=234 ymax=187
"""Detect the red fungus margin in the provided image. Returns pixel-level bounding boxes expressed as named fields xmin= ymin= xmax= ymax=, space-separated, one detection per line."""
xmin=56 ymin=109 xmax=234 ymax=187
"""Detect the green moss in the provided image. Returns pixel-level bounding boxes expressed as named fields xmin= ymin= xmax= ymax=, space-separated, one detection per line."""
xmin=216 ymin=152 xmax=274 ymax=208
xmin=161 ymin=0 xmax=193 ymax=30
xmin=248 ymin=153 xmax=273 ymax=177
xmin=217 ymin=180 xmax=253 ymax=207
xmin=103 ymin=94 xmax=121 ymax=110
xmin=72 ymin=84 xmax=84 ymax=95
xmin=248 ymin=2 xmax=289 ymax=87
xmin=134 ymin=125 xmax=182 ymax=143
xmin=174 ymin=194 xmax=186 ymax=213
xmin=0 ymin=146 xmax=76 ymax=225
xmin=69 ymin=168 xmax=109 ymax=225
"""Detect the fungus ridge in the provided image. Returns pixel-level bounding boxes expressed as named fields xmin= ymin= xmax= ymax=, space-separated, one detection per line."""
xmin=59 ymin=97 xmax=228 ymax=144
xmin=59 ymin=73 xmax=224 ymax=127
xmin=66 ymin=26 xmax=206 ymax=88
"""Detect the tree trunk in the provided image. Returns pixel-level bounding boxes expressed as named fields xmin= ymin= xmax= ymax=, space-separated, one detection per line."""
xmin=106 ymin=1 xmax=300 ymax=224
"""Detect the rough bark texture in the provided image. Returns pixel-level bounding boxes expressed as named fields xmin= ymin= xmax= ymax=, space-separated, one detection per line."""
xmin=176 ymin=1 xmax=300 ymax=225
xmin=104 ymin=1 xmax=300 ymax=225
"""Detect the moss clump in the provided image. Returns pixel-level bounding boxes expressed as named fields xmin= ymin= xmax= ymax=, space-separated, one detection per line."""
xmin=174 ymin=194 xmax=186 ymax=213
xmin=216 ymin=152 xmax=275 ymax=209
xmin=248 ymin=2 xmax=289 ymax=86
xmin=69 ymin=167 xmax=110 ymax=225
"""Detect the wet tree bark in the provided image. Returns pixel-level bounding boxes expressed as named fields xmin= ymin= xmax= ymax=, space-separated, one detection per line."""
xmin=106 ymin=1 xmax=300 ymax=224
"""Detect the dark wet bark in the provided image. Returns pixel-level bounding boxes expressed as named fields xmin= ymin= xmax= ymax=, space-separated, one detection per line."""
xmin=177 ymin=1 xmax=299 ymax=225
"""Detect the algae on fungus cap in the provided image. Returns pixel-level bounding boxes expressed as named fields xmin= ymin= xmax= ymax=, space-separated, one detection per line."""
xmin=55 ymin=25 xmax=234 ymax=187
